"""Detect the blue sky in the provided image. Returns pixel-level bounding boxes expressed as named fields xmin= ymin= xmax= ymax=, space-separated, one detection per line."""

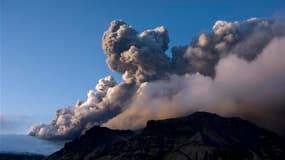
xmin=1 ymin=0 xmax=285 ymax=133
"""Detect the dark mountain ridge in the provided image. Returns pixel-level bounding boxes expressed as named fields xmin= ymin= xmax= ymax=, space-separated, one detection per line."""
xmin=46 ymin=112 xmax=285 ymax=160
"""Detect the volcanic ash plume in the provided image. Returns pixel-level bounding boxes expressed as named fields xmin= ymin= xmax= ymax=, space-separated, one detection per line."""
xmin=103 ymin=37 xmax=285 ymax=136
xmin=28 ymin=76 xmax=133 ymax=139
xmin=29 ymin=18 xmax=285 ymax=139
xmin=172 ymin=18 xmax=285 ymax=77
xmin=102 ymin=20 xmax=171 ymax=83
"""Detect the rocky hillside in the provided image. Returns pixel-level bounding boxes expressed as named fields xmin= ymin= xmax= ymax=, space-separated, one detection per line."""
xmin=47 ymin=112 xmax=285 ymax=160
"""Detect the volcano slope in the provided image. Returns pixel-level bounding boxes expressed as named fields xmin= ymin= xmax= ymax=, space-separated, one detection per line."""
xmin=47 ymin=112 xmax=285 ymax=160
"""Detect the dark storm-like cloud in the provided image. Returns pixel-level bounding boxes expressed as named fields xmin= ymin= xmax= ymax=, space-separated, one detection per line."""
xmin=29 ymin=18 xmax=285 ymax=139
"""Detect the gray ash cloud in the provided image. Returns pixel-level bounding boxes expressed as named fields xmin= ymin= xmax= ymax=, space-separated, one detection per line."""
xmin=172 ymin=18 xmax=285 ymax=77
xmin=102 ymin=20 xmax=171 ymax=83
xmin=29 ymin=18 xmax=285 ymax=139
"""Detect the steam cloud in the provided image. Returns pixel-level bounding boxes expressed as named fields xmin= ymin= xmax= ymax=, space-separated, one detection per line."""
xmin=29 ymin=18 xmax=285 ymax=139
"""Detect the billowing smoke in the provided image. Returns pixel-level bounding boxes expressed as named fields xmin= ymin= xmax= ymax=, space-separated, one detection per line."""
xmin=103 ymin=37 xmax=285 ymax=136
xmin=29 ymin=18 xmax=285 ymax=139
xmin=172 ymin=18 xmax=285 ymax=77
xmin=103 ymin=20 xmax=171 ymax=83
xmin=29 ymin=76 xmax=135 ymax=139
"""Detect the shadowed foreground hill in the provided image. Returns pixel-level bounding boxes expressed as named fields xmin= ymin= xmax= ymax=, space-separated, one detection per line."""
xmin=47 ymin=112 xmax=285 ymax=160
